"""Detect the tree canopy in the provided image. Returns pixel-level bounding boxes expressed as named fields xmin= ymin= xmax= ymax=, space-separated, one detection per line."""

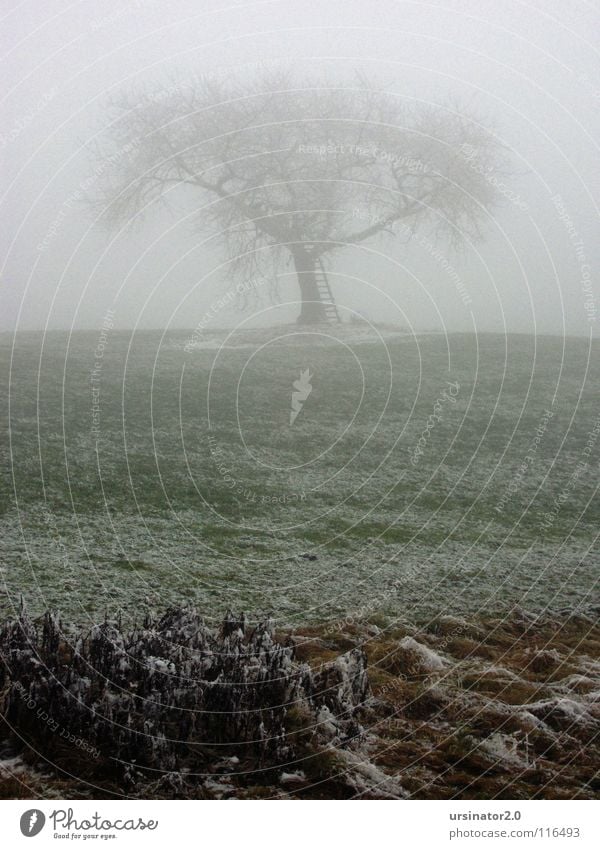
xmin=92 ymin=72 xmax=507 ymax=322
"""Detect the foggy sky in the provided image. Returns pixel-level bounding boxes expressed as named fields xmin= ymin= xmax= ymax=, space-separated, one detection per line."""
xmin=1 ymin=0 xmax=599 ymax=335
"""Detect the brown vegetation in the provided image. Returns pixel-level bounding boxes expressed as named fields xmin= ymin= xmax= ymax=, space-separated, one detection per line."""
xmin=0 ymin=605 xmax=598 ymax=799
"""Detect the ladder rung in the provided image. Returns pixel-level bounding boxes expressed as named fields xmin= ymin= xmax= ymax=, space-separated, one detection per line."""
xmin=315 ymin=263 xmax=341 ymax=322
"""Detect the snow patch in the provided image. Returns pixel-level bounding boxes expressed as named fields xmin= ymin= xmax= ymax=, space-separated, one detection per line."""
xmin=481 ymin=733 xmax=529 ymax=767
xmin=338 ymin=748 xmax=408 ymax=799
xmin=399 ymin=636 xmax=446 ymax=672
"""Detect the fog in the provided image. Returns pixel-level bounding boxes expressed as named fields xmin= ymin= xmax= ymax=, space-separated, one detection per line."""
xmin=1 ymin=0 xmax=599 ymax=335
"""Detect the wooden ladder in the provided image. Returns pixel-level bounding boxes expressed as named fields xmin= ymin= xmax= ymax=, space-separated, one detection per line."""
xmin=315 ymin=258 xmax=341 ymax=323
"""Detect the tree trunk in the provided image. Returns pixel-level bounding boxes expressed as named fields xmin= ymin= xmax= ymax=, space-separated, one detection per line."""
xmin=292 ymin=250 xmax=327 ymax=324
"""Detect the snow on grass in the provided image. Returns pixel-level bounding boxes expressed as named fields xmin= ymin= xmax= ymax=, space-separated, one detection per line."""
xmin=1 ymin=330 xmax=598 ymax=625
xmin=480 ymin=732 xmax=530 ymax=767
xmin=397 ymin=636 xmax=447 ymax=673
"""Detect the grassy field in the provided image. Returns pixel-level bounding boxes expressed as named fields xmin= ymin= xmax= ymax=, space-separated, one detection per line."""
xmin=1 ymin=327 xmax=598 ymax=626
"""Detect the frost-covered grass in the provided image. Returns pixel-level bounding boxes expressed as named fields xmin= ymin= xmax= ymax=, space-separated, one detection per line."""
xmin=1 ymin=328 xmax=598 ymax=624
xmin=2 ymin=607 xmax=598 ymax=799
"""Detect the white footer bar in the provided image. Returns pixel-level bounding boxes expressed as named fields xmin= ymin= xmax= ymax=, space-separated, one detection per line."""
xmin=1 ymin=799 xmax=597 ymax=847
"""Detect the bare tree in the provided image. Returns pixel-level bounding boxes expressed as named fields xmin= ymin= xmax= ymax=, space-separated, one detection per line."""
xmin=91 ymin=72 xmax=508 ymax=324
